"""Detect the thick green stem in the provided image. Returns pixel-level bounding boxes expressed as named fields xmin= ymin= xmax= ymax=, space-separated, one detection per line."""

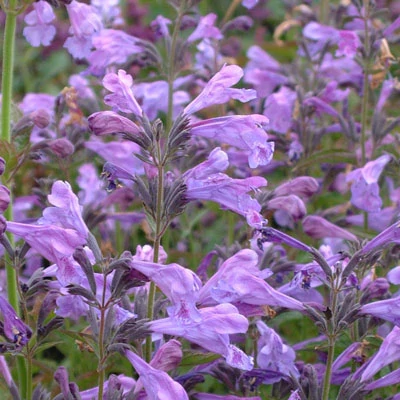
xmin=221 ymin=0 xmax=241 ymax=26
xmin=97 ymin=281 xmax=107 ymax=400
xmin=322 ymin=285 xmax=339 ymax=400
xmin=1 ymin=3 xmax=29 ymax=398
xmin=322 ymin=334 xmax=336 ymax=400
xmin=319 ymin=0 xmax=330 ymax=24
xmin=2 ymin=1 xmax=19 ymax=311
xmin=360 ymin=0 xmax=370 ymax=167
xmin=26 ymin=352 xmax=32 ymax=400
xmin=145 ymin=3 xmax=186 ymax=362
xmin=361 ymin=0 xmax=370 ymax=231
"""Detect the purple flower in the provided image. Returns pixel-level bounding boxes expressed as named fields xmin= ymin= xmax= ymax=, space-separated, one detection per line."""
xmin=133 ymin=80 xmax=189 ymax=120
xmin=64 ymin=0 xmax=103 ymax=59
xmin=360 ymin=326 xmax=400 ymax=382
xmin=39 ymin=181 xmax=89 ymax=240
xmin=274 ymin=176 xmax=319 ymax=199
xmin=303 ymin=22 xmax=360 ymax=58
xmin=0 ymin=296 xmax=32 ymax=348
xmin=346 ymin=155 xmax=391 ymax=212
xmin=364 ymin=367 xmax=400 ymax=391
xmin=23 ymin=0 xmax=56 ymax=47
xmin=190 ymin=115 xmax=274 ymax=168
xmin=244 ymin=45 xmax=284 ymax=99
xmin=85 ymin=139 xmax=144 ymax=176
xmin=359 ymin=295 xmax=400 ymax=326
xmin=131 ymin=257 xmax=252 ymax=369
xmin=302 ymin=215 xmax=358 ymax=241
xmin=242 ymin=0 xmax=259 ymax=9
xmin=0 ymin=186 xmax=10 ymax=213
xmin=151 ymin=15 xmax=172 ymax=38
xmin=6 ymin=223 xmax=86 ymax=264
xmin=268 ymin=195 xmax=306 ymax=221
xmin=184 ymin=148 xmax=267 ymax=227
xmin=257 ymin=227 xmax=312 ymax=253
xmin=88 ymin=111 xmax=142 ymax=137
xmin=360 ymin=220 xmax=400 ymax=254
xmin=91 ymin=0 xmax=122 ymax=26
xmin=263 ymin=87 xmax=297 ymax=134
xmin=198 ymin=249 xmax=305 ymax=312
xmin=103 ymin=70 xmax=143 ymax=116
xmin=131 ymin=260 xmax=202 ymax=322
xmin=150 ymin=304 xmax=253 ymax=370
xmin=184 ymin=65 xmax=257 ymax=115
xmin=256 ymin=320 xmax=299 ymax=380
xmin=88 ymin=29 xmax=144 ymax=76
xmin=125 ymin=350 xmax=189 ymax=399
xmin=187 ymin=14 xmax=223 ymax=43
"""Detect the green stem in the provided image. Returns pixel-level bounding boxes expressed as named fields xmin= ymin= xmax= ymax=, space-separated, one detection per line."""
xmin=319 ymin=0 xmax=330 ymax=24
xmin=2 ymin=1 xmax=19 ymax=314
xmin=26 ymin=351 xmax=32 ymax=400
xmin=221 ymin=0 xmax=241 ymax=26
xmin=145 ymin=3 xmax=186 ymax=362
xmin=166 ymin=4 xmax=185 ymax=132
xmin=322 ymin=285 xmax=339 ymax=400
xmin=1 ymin=4 xmax=29 ymax=398
xmin=97 ymin=278 xmax=107 ymax=400
xmin=360 ymin=0 xmax=370 ymax=167
xmin=361 ymin=0 xmax=370 ymax=231
xmin=322 ymin=334 xmax=336 ymax=400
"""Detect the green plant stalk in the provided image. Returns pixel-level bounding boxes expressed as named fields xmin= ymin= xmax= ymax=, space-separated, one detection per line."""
xmin=145 ymin=3 xmax=186 ymax=362
xmin=221 ymin=0 xmax=241 ymax=26
xmin=26 ymin=351 xmax=32 ymax=400
xmin=1 ymin=3 xmax=29 ymax=398
xmin=319 ymin=0 xmax=329 ymax=24
xmin=361 ymin=0 xmax=371 ymax=232
xmin=322 ymin=286 xmax=339 ymax=400
xmin=97 ymin=280 xmax=108 ymax=400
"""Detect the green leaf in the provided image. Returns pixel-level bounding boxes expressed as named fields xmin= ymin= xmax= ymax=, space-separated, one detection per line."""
xmin=293 ymin=149 xmax=356 ymax=172
xmin=34 ymin=341 xmax=65 ymax=355
xmin=180 ymin=350 xmax=220 ymax=367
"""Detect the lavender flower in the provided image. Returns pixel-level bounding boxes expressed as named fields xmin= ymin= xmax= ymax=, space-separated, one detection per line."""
xmin=23 ymin=0 xmax=56 ymax=47
xmin=64 ymin=0 xmax=103 ymax=59
xmin=131 ymin=258 xmax=253 ymax=369
xmin=346 ymin=155 xmax=391 ymax=212
xmin=359 ymin=296 xmax=400 ymax=326
xmin=184 ymin=65 xmax=257 ymax=115
xmin=0 ymin=297 xmax=32 ymax=348
xmin=103 ymin=70 xmax=143 ymax=116
xmin=256 ymin=320 xmax=299 ymax=380
xmin=263 ymin=86 xmax=297 ymax=134
xmin=187 ymin=13 xmax=223 ymax=43
xmin=198 ymin=249 xmax=305 ymax=312
xmin=0 ymin=186 xmax=10 ymax=214
xmin=184 ymin=148 xmax=267 ymax=227
xmin=125 ymin=350 xmax=189 ymax=399
xmin=360 ymin=326 xmax=400 ymax=382
xmin=88 ymin=29 xmax=144 ymax=75
xmin=190 ymin=115 xmax=274 ymax=168
xmin=88 ymin=111 xmax=142 ymax=137
xmin=303 ymin=22 xmax=361 ymax=58
xmin=302 ymin=215 xmax=358 ymax=242
xmin=39 ymin=181 xmax=89 ymax=240
xmin=242 ymin=0 xmax=259 ymax=9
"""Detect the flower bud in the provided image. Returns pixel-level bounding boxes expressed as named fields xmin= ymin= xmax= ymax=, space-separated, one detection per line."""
xmin=0 ymin=216 xmax=6 ymax=235
xmin=0 ymin=158 xmax=5 ymax=176
xmin=0 ymin=186 xmax=10 ymax=213
xmin=30 ymin=109 xmax=51 ymax=129
xmin=47 ymin=138 xmax=75 ymax=158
